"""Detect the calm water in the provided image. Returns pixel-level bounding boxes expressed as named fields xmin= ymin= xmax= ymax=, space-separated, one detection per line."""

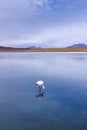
xmin=0 ymin=52 xmax=87 ymax=130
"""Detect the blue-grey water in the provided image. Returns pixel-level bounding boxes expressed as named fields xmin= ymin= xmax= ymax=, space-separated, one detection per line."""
xmin=0 ymin=52 xmax=87 ymax=130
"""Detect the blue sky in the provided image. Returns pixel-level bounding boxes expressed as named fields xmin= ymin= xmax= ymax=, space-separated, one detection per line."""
xmin=0 ymin=0 xmax=87 ymax=47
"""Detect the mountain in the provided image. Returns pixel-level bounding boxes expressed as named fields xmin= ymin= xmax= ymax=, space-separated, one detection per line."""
xmin=0 ymin=43 xmax=87 ymax=50
xmin=27 ymin=46 xmax=41 ymax=49
xmin=0 ymin=46 xmax=14 ymax=49
xmin=0 ymin=45 xmax=41 ymax=49
xmin=67 ymin=43 xmax=87 ymax=48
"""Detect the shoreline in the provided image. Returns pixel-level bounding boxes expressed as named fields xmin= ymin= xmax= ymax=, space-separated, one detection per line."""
xmin=0 ymin=48 xmax=87 ymax=52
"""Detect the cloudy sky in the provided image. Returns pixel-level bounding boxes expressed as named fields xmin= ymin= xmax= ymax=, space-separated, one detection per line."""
xmin=0 ymin=0 xmax=87 ymax=47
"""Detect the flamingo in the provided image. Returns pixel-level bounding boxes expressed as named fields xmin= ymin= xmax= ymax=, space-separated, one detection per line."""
xmin=36 ymin=80 xmax=45 ymax=94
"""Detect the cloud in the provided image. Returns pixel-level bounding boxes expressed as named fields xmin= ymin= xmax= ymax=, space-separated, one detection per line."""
xmin=0 ymin=0 xmax=50 ymax=36
xmin=1 ymin=21 xmax=87 ymax=48
xmin=14 ymin=21 xmax=87 ymax=47
xmin=0 ymin=0 xmax=87 ymax=47
xmin=0 ymin=0 xmax=50 ymax=17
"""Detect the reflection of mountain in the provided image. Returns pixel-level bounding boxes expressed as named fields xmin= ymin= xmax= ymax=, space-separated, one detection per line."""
xmin=67 ymin=43 xmax=87 ymax=48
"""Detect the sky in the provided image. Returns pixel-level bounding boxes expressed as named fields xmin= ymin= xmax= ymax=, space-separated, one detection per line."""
xmin=0 ymin=0 xmax=87 ymax=47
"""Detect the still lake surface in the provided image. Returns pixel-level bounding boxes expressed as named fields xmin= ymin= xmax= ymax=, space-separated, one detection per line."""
xmin=0 ymin=52 xmax=87 ymax=130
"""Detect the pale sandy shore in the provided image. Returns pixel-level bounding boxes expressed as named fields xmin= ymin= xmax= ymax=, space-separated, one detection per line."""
xmin=0 ymin=48 xmax=87 ymax=52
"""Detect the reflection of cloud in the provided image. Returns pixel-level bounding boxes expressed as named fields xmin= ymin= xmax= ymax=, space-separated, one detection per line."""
xmin=0 ymin=53 xmax=87 ymax=83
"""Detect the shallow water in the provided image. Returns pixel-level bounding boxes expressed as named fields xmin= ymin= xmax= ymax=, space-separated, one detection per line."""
xmin=0 ymin=52 xmax=87 ymax=130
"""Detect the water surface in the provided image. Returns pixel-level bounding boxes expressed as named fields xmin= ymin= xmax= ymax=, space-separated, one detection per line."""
xmin=0 ymin=52 xmax=87 ymax=130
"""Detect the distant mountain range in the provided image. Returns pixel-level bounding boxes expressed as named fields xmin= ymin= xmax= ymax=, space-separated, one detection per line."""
xmin=0 ymin=46 xmax=13 ymax=49
xmin=67 ymin=43 xmax=87 ymax=48
xmin=0 ymin=43 xmax=87 ymax=49
xmin=0 ymin=46 xmax=41 ymax=49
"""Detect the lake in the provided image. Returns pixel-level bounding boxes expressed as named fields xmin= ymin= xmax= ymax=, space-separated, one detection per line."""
xmin=0 ymin=52 xmax=87 ymax=130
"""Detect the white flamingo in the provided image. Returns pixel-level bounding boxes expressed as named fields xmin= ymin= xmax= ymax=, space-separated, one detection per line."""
xmin=36 ymin=80 xmax=45 ymax=94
